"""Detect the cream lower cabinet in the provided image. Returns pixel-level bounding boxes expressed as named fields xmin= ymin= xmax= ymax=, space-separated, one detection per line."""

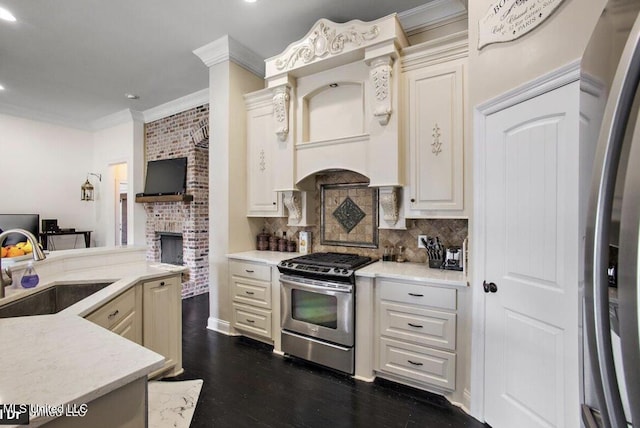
xmin=375 ymin=279 xmax=457 ymax=392
xmin=86 ymin=284 xmax=143 ymax=345
xmin=85 ymin=274 xmax=183 ymax=379
xmin=143 ymin=275 xmax=183 ymax=378
xmin=229 ymin=259 xmax=275 ymax=342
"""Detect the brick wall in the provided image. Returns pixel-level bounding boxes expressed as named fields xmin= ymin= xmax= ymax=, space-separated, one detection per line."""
xmin=144 ymin=105 xmax=209 ymax=298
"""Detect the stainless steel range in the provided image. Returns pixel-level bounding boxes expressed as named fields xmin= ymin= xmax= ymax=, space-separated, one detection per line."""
xmin=278 ymin=252 xmax=373 ymax=374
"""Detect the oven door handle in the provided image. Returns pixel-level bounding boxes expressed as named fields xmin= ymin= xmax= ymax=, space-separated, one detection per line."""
xmin=280 ymin=277 xmax=353 ymax=293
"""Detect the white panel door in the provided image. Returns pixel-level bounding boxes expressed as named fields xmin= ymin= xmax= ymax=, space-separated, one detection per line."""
xmin=483 ymin=82 xmax=580 ymax=428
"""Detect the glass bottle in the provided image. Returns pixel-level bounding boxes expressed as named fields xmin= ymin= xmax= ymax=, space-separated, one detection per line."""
xmin=21 ymin=261 xmax=39 ymax=289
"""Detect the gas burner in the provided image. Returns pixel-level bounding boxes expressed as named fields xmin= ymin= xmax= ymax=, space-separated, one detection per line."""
xmin=277 ymin=252 xmax=374 ymax=283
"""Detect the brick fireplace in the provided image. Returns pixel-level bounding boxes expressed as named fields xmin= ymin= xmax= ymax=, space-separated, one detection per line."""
xmin=144 ymin=104 xmax=209 ymax=297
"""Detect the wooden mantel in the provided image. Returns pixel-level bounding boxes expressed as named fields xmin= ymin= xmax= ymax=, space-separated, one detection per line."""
xmin=135 ymin=194 xmax=194 ymax=203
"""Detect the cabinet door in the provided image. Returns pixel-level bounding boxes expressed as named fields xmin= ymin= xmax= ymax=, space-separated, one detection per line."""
xmin=246 ymin=93 xmax=283 ymax=217
xmin=86 ymin=285 xmax=142 ymax=345
xmin=407 ymin=63 xmax=464 ymax=212
xmin=143 ymin=276 xmax=182 ymax=378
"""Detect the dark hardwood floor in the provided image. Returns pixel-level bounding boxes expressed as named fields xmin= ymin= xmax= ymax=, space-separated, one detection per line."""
xmin=171 ymin=293 xmax=488 ymax=428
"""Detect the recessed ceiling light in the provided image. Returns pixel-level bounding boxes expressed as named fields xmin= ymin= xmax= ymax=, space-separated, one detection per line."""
xmin=0 ymin=84 xmax=5 ymax=91
xmin=125 ymin=93 xmax=139 ymax=100
xmin=0 ymin=7 xmax=16 ymax=22
xmin=245 ymin=0 xmax=257 ymax=3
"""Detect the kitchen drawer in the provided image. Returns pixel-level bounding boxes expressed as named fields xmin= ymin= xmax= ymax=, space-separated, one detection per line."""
xmin=229 ymin=260 xmax=271 ymax=282
xmin=379 ymin=301 xmax=456 ymax=351
xmin=232 ymin=302 xmax=272 ymax=339
xmin=232 ymin=276 xmax=271 ymax=309
xmin=378 ymin=337 xmax=456 ymax=391
xmin=86 ymin=286 xmax=137 ymax=330
xmin=377 ymin=279 xmax=456 ymax=310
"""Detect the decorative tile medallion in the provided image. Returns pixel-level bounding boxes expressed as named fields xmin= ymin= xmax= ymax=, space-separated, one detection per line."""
xmin=321 ymin=182 xmax=378 ymax=248
xmin=333 ymin=196 xmax=365 ymax=233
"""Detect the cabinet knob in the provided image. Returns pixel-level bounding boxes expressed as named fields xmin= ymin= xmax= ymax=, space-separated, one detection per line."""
xmin=160 ymin=281 xmax=166 ymax=287
xmin=482 ymin=280 xmax=498 ymax=293
xmin=273 ymin=202 xmax=276 ymax=205
xmin=410 ymin=198 xmax=415 ymax=203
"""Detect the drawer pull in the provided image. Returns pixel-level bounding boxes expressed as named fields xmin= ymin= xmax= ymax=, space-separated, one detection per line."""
xmin=407 ymin=323 xmax=423 ymax=328
xmin=408 ymin=293 xmax=424 ymax=297
xmin=246 ymin=319 xmax=255 ymax=323
xmin=245 ymin=291 xmax=255 ymax=295
xmin=160 ymin=281 xmax=166 ymax=286
xmin=245 ymin=269 xmax=255 ymax=273
xmin=108 ymin=309 xmax=120 ymax=320
xmin=407 ymin=360 xmax=423 ymax=367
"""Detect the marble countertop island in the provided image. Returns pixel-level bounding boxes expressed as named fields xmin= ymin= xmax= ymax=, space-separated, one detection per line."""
xmin=0 ymin=316 xmax=164 ymax=427
xmin=0 ymin=246 xmax=185 ymax=427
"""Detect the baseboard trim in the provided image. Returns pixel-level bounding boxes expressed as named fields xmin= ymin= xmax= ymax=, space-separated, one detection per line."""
xmin=207 ymin=317 xmax=234 ymax=335
xmin=353 ymin=374 xmax=376 ymax=383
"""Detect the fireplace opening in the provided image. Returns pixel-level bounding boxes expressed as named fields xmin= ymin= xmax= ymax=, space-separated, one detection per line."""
xmin=160 ymin=232 xmax=183 ymax=266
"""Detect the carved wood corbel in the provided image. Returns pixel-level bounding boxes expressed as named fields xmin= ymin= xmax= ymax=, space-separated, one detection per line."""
xmin=282 ymin=190 xmax=302 ymax=224
xmin=272 ymin=86 xmax=290 ymax=142
xmin=369 ymin=56 xmax=393 ymax=126
xmin=379 ymin=187 xmax=399 ymax=226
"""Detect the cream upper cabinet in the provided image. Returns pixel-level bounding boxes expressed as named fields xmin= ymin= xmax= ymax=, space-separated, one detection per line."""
xmin=245 ymin=89 xmax=284 ymax=217
xmin=405 ymin=60 xmax=465 ymax=214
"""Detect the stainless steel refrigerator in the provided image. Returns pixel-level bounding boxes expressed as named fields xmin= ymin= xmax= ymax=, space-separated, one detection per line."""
xmin=584 ymin=0 xmax=640 ymax=426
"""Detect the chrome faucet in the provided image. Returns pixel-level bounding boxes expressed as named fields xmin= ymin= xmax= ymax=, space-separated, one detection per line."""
xmin=0 ymin=229 xmax=46 ymax=298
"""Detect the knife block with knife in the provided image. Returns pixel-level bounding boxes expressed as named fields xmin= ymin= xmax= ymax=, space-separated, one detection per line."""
xmin=422 ymin=236 xmax=445 ymax=269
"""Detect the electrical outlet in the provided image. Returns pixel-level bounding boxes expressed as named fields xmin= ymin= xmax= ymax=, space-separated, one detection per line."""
xmin=417 ymin=235 xmax=427 ymax=248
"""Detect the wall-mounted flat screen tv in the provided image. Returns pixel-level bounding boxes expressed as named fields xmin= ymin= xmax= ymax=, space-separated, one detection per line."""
xmin=142 ymin=157 xmax=188 ymax=196
xmin=0 ymin=214 xmax=39 ymax=246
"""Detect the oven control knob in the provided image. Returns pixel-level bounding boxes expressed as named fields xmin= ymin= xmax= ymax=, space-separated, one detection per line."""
xmin=342 ymin=269 xmax=349 ymax=274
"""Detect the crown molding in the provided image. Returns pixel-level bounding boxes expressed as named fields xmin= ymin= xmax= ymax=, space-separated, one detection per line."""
xmin=398 ymin=0 xmax=467 ymax=35
xmin=142 ymin=88 xmax=209 ymax=123
xmin=0 ymin=102 xmax=96 ymax=132
xmin=193 ymin=34 xmax=265 ymax=77
xmin=90 ymin=109 xmax=145 ymax=131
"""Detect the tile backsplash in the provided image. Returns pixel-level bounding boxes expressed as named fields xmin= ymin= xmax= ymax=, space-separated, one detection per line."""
xmin=261 ymin=170 xmax=468 ymax=264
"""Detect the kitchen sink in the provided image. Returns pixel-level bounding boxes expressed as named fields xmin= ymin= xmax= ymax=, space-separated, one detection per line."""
xmin=0 ymin=282 xmax=113 ymax=318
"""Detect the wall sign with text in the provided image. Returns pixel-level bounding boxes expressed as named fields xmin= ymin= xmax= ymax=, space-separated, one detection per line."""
xmin=478 ymin=0 xmax=566 ymax=49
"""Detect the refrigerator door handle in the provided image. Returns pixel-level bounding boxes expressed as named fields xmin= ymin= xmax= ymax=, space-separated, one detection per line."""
xmin=585 ymin=9 xmax=640 ymax=428
xmin=618 ymin=86 xmax=640 ymax=426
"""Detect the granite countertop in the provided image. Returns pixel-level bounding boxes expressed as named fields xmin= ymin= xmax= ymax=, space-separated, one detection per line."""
xmin=357 ymin=261 xmax=467 ymax=287
xmin=0 ymin=247 xmax=186 ymax=427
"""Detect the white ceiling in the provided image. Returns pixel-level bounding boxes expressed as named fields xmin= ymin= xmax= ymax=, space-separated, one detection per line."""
xmin=0 ymin=0 xmax=464 ymax=130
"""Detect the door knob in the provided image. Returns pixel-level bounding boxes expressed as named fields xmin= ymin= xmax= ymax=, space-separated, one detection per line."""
xmin=483 ymin=280 xmax=498 ymax=293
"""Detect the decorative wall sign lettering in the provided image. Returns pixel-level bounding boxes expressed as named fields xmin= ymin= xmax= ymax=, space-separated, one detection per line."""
xmin=478 ymin=0 xmax=565 ymax=49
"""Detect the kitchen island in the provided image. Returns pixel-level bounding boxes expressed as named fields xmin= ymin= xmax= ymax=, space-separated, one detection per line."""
xmin=0 ymin=246 xmax=186 ymax=427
